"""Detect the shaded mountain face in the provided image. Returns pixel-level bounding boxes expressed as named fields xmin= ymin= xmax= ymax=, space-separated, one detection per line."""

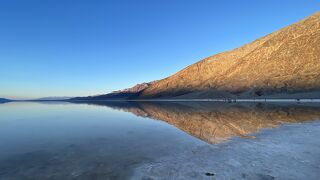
xmin=71 ymin=81 xmax=157 ymax=100
xmin=73 ymin=101 xmax=320 ymax=144
xmin=112 ymin=82 xmax=157 ymax=94
xmin=138 ymin=12 xmax=320 ymax=99
xmin=0 ymin=98 xmax=11 ymax=103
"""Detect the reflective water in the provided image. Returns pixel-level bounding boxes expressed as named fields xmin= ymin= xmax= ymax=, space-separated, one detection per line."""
xmin=0 ymin=101 xmax=320 ymax=179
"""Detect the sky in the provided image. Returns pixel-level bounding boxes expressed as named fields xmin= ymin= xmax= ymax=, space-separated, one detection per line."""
xmin=0 ymin=0 xmax=319 ymax=99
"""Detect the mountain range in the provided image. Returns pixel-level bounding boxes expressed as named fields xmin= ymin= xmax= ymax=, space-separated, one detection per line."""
xmin=35 ymin=97 xmax=74 ymax=101
xmin=72 ymin=12 xmax=320 ymax=101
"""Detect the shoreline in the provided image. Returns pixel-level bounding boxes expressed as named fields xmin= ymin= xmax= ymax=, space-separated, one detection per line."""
xmin=5 ymin=98 xmax=320 ymax=104
xmin=68 ymin=98 xmax=320 ymax=103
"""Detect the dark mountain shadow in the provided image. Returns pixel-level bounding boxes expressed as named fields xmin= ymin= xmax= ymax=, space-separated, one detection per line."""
xmin=69 ymin=88 xmax=320 ymax=101
xmin=70 ymin=92 xmax=141 ymax=101
xmin=72 ymin=101 xmax=320 ymax=144
xmin=0 ymin=98 xmax=11 ymax=104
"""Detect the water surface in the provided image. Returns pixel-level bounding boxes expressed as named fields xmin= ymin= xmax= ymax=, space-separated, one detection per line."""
xmin=0 ymin=101 xmax=320 ymax=179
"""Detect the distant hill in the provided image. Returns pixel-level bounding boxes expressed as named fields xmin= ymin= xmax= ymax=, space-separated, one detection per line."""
xmin=35 ymin=97 xmax=74 ymax=101
xmin=0 ymin=98 xmax=11 ymax=103
xmin=71 ymin=81 xmax=157 ymax=101
xmin=73 ymin=12 xmax=320 ymax=100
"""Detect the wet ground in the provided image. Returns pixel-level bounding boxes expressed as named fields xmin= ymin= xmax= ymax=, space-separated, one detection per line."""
xmin=133 ymin=121 xmax=320 ymax=179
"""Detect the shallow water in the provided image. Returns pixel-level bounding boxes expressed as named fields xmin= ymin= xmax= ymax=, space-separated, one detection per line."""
xmin=0 ymin=101 xmax=320 ymax=179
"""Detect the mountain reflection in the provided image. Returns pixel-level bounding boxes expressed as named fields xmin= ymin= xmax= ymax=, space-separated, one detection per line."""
xmin=74 ymin=101 xmax=320 ymax=144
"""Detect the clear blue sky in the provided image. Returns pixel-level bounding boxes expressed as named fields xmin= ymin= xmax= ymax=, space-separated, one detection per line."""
xmin=0 ymin=0 xmax=318 ymax=99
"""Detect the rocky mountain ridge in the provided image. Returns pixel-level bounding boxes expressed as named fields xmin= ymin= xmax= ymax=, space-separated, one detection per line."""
xmin=72 ymin=12 xmax=320 ymax=100
xmin=138 ymin=12 xmax=320 ymax=99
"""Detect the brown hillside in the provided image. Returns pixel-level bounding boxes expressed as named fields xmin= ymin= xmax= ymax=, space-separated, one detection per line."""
xmin=139 ymin=12 xmax=320 ymax=98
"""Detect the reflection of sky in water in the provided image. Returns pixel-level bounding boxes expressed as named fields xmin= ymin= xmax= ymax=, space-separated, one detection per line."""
xmin=0 ymin=102 xmax=201 ymax=160
xmin=1 ymin=102 xmax=320 ymax=179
